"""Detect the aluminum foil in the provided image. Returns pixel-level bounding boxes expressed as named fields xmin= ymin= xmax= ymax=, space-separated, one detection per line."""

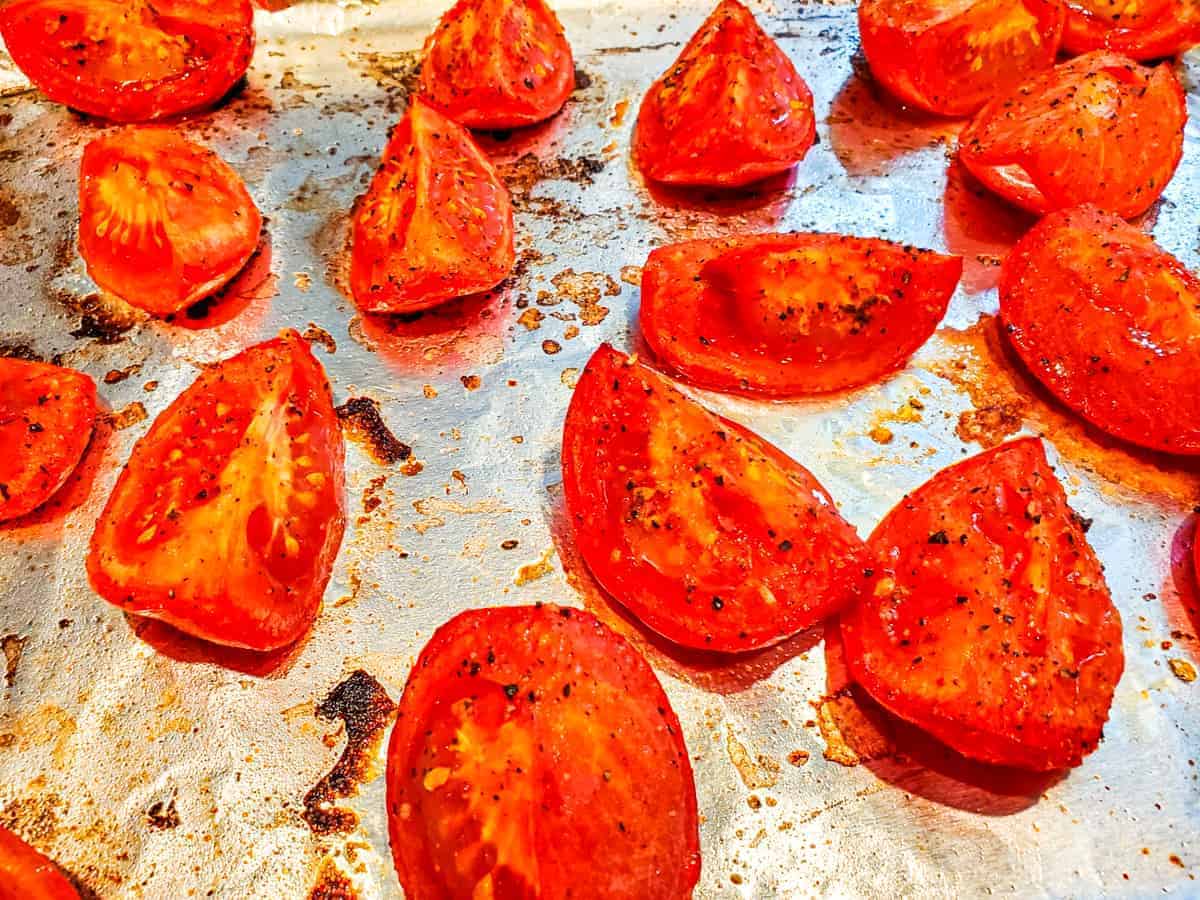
xmin=1 ymin=1 xmax=1198 ymax=897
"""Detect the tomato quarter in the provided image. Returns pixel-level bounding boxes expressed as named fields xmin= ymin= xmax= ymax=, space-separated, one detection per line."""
xmin=0 ymin=0 xmax=254 ymax=122
xmin=842 ymin=438 xmax=1123 ymax=771
xmin=562 ymin=344 xmax=866 ymax=652
xmin=1063 ymin=0 xmax=1200 ymax=59
xmin=633 ymin=0 xmax=816 ymax=187
xmin=640 ymin=233 xmax=962 ymax=397
xmin=87 ymin=330 xmax=346 ymax=651
xmin=0 ymin=825 xmax=79 ymax=900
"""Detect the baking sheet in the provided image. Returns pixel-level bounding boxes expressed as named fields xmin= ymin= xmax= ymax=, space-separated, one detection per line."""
xmin=0 ymin=1 xmax=1199 ymax=897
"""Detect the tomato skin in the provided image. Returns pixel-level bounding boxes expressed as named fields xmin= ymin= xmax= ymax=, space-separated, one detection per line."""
xmin=633 ymin=0 xmax=816 ymax=187
xmin=87 ymin=331 xmax=346 ymax=651
xmin=78 ymin=128 xmax=262 ymax=316
xmin=640 ymin=233 xmax=962 ymax=397
xmin=386 ymin=604 xmax=700 ymax=900
xmin=858 ymin=0 xmax=1065 ymax=117
xmin=562 ymin=344 xmax=867 ymax=653
xmin=0 ymin=0 xmax=255 ymax=123
xmin=959 ymin=52 xmax=1185 ymax=219
xmin=419 ymin=0 xmax=575 ymax=130
xmin=350 ymin=97 xmax=515 ymax=314
xmin=0 ymin=825 xmax=79 ymax=900
xmin=1000 ymin=204 xmax=1200 ymax=455
xmin=1063 ymin=0 xmax=1200 ymax=59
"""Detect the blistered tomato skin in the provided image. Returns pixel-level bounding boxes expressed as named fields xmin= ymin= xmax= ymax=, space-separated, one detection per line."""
xmin=0 ymin=825 xmax=80 ymax=900
xmin=1062 ymin=0 xmax=1200 ymax=59
xmin=386 ymin=604 xmax=701 ymax=900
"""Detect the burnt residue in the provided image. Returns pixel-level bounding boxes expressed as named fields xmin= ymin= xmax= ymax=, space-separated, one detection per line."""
xmin=499 ymin=154 xmax=606 ymax=213
xmin=573 ymin=68 xmax=593 ymax=92
xmin=346 ymin=50 xmax=423 ymax=114
xmin=0 ymin=341 xmax=42 ymax=362
xmin=65 ymin=293 xmax=141 ymax=345
xmin=146 ymin=797 xmax=180 ymax=831
xmin=302 ymin=670 xmax=396 ymax=836
xmin=335 ymin=397 xmax=412 ymax=465
xmin=309 ymin=860 xmax=358 ymax=900
xmin=302 ymin=323 xmax=338 ymax=355
xmin=2 ymin=634 xmax=27 ymax=687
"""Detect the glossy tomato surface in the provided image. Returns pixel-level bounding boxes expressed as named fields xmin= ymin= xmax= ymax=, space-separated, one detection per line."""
xmin=858 ymin=0 xmax=1065 ymax=117
xmin=88 ymin=330 xmax=345 ymax=651
xmin=0 ymin=0 xmax=254 ymax=122
xmin=842 ymin=438 xmax=1124 ymax=771
xmin=959 ymin=52 xmax=1185 ymax=219
xmin=1063 ymin=0 xmax=1200 ymax=58
xmin=79 ymin=128 xmax=262 ymax=316
xmin=640 ymin=233 xmax=962 ymax=397
xmin=0 ymin=825 xmax=79 ymax=900
xmin=562 ymin=344 xmax=866 ymax=652
xmin=350 ymin=97 xmax=515 ymax=314
xmin=633 ymin=0 xmax=815 ymax=187
xmin=0 ymin=358 xmax=97 ymax=524
xmin=1000 ymin=204 xmax=1200 ymax=455
xmin=387 ymin=604 xmax=700 ymax=900
xmin=419 ymin=0 xmax=575 ymax=129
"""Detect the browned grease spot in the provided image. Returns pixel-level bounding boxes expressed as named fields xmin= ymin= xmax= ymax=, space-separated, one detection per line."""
xmin=460 ymin=374 xmax=481 ymax=391
xmin=1170 ymin=854 xmax=1186 ymax=868
xmin=303 ymin=323 xmax=337 ymax=355
xmin=309 ymin=859 xmax=358 ymax=900
xmin=550 ymin=269 xmax=620 ymax=326
xmin=302 ymin=670 xmax=397 ymax=836
xmin=102 ymin=364 xmax=141 ymax=385
xmin=610 ymin=98 xmax=630 ymax=127
xmin=0 ymin=343 xmax=42 ymax=362
xmin=619 ymin=265 xmax=642 ymax=287
xmin=146 ymin=797 xmax=180 ymax=830
xmin=515 ymin=547 xmax=556 ymax=585
xmin=517 ymin=308 xmax=544 ymax=331
xmin=725 ymin=726 xmax=780 ymax=789
xmin=787 ymin=749 xmax=810 ymax=767
xmin=0 ymin=790 xmax=64 ymax=843
xmin=106 ymin=402 xmax=147 ymax=431
xmin=2 ymin=634 xmax=27 ymax=686
xmin=868 ymin=425 xmax=894 ymax=445
xmin=335 ymin=397 xmax=412 ymax=465
xmin=346 ymin=50 xmax=422 ymax=113
xmin=498 ymin=154 xmax=605 ymax=210
xmin=422 ymin=384 xmax=437 ymax=399
xmin=542 ymin=339 xmax=562 ymax=355
xmin=815 ymin=689 xmax=895 ymax=767
xmin=1168 ymin=658 xmax=1197 ymax=683
xmin=66 ymin=293 xmax=143 ymax=345
xmin=0 ymin=196 xmax=20 ymax=229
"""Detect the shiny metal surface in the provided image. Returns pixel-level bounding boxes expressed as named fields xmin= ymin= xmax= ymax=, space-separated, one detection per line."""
xmin=0 ymin=1 xmax=1198 ymax=897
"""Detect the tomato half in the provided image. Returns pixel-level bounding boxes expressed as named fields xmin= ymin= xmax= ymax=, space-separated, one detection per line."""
xmin=842 ymin=438 xmax=1123 ymax=771
xmin=959 ymin=52 xmax=1185 ymax=219
xmin=0 ymin=825 xmax=79 ymax=900
xmin=0 ymin=0 xmax=255 ymax=123
xmin=0 ymin=358 xmax=97 ymax=524
xmin=1063 ymin=0 xmax=1200 ymax=59
xmin=386 ymin=604 xmax=700 ymax=900
xmin=419 ymin=0 xmax=575 ymax=130
xmin=350 ymin=97 xmax=515 ymax=314
xmin=639 ymin=234 xmax=962 ymax=397
xmin=999 ymin=204 xmax=1200 ymax=455
xmin=562 ymin=344 xmax=866 ymax=652
xmin=858 ymin=0 xmax=1065 ymax=117
xmin=78 ymin=128 xmax=262 ymax=317
xmin=87 ymin=330 xmax=346 ymax=651
xmin=632 ymin=0 xmax=816 ymax=187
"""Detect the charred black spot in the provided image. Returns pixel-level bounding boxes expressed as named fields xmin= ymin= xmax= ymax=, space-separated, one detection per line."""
xmin=336 ymin=396 xmax=412 ymax=465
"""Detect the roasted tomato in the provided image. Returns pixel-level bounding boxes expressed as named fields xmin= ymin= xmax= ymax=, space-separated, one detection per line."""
xmin=640 ymin=234 xmax=962 ymax=397
xmin=0 ymin=0 xmax=255 ymax=123
xmin=87 ymin=331 xmax=345 ymax=651
xmin=386 ymin=604 xmax=700 ymax=900
xmin=0 ymin=358 xmax=97 ymax=524
xmin=78 ymin=128 xmax=262 ymax=317
xmin=858 ymin=0 xmax=1065 ymax=117
xmin=1063 ymin=0 xmax=1200 ymax=59
xmin=562 ymin=344 xmax=866 ymax=652
xmin=350 ymin=97 xmax=515 ymax=314
xmin=632 ymin=0 xmax=816 ymax=187
xmin=419 ymin=0 xmax=575 ymax=130
xmin=842 ymin=438 xmax=1123 ymax=771
xmin=0 ymin=825 xmax=79 ymax=900
xmin=959 ymin=52 xmax=1185 ymax=219
xmin=1000 ymin=204 xmax=1200 ymax=454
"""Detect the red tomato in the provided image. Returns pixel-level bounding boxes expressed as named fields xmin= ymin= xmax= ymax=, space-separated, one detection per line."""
xmin=1000 ymin=204 xmax=1200 ymax=455
xmin=0 ymin=358 xmax=97 ymax=524
xmin=562 ymin=344 xmax=866 ymax=652
xmin=640 ymin=234 xmax=962 ymax=397
xmin=386 ymin=604 xmax=700 ymax=900
xmin=0 ymin=825 xmax=79 ymax=900
xmin=632 ymin=0 xmax=816 ymax=187
xmin=78 ymin=128 xmax=262 ymax=317
xmin=350 ymin=97 xmax=515 ymax=314
xmin=419 ymin=0 xmax=575 ymax=130
xmin=842 ymin=438 xmax=1123 ymax=771
xmin=87 ymin=330 xmax=346 ymax=651
xmin=1063 ymin=0 xmax=1200 ymax=59
xmin=0 ymin=0 xmax=254 ymax=123
xmin=959 ymin=52 xmax=1185 ymax=219
xmin=858 ymin=0 xmax=1065 ymax=117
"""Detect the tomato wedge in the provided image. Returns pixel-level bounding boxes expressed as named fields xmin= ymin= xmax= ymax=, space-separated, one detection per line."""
xmin=1063 ymin=0 xmax=1200 ymax=59
xmin=0 ymin=0 xmax=254 ymax=123
xmin=562 ymin=344 xmax=866 ymax=652
xmin=842 ymin=438 xmax=1123 ymax=771
xmin=632 ymin=0 xmax=816 ymax=187
xmin=87 ymin=330 xmax=346 ymax=651
xmin=350 ymin=96 xmax=515 ymax=314
xmin=78 ymin=128 xmax=262 ymax=317
xmin=1000 ymin=204 xmax=1200 ymax=455
xmin=959 ymin=52 xmax=1185 ymax=219
xmin=858 ymin=0 xmax=1065 ymax=117
xmin=386 ymin=604 xmax=700 ymax=900
xmin=0 ymin=358 xmax=97 ymax=524
xmin=0 ymin=825 xmax=79 ymax=900
xmin=419 ymin=0 xmax=575 ymax=130
xmin=640 ymin=234 xmax=962 ymax=397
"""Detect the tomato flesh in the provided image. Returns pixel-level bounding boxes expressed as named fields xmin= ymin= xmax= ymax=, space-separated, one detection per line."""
xmin=87 ymin=330 xmax=346 ymax=651
xmin=386 ymin=604 xmax=700 ymax=900
xmin=1063 ymin=0 xmax=1200 ymax=58
xmin=0 ymin=825 xmax=79 ymax=900
xmin=633 ymin=0 xmax=816 ymax=187
xmin=640 ymin=234 xmax=962 ymax=397
xmin=350 ymin=97 xmax=515 ymax=314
